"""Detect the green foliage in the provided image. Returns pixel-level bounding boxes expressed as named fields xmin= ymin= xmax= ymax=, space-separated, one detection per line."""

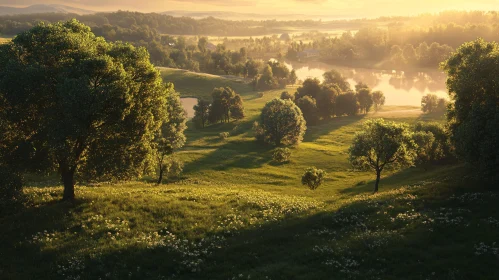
xmin=193 ymin=99 xmax=211 ymax=128
xmin=259 ymin=99 xmax=306 ymax=146
xmin=273 ymin=147 xmax=292 ymax=163
xmin=414 ymin=122 xmax=453 ymax=161
xmin=356 ymin=83 xmax=373 ymax=114
xmin=301 ymin=167 xmax=326 ymax=190
xmin=208 ymin=87 xmax=244 ymax=124
xmin=230 ymin=94 xmax=245 ymax=120
xmin=336 ymin=91 xmax=359 ymax=116
xmin=442 ymin=39 xmax=499 ymax=175
xmin=317 ymin=85 xmax=341 ymax=119
xmin=0 ymin=20 xmax=169 ymax=200
xmin=296 ymin=96 xmax=319 ymax=125
xmin=280 ymin=91 xmax=295 ymax=101
xmin=349 ymin=119 xmax=416 ymax=192
xmin=154 ymin=88 xmax=187 ymax=184
xmin=372 ymin=90 xmax=386 ymax=111
xmin=296 ymin=78 xmax=322 ymax=100
xmin=421 ymin=94 xmax=447 ymax=114
xmin=322 ymin=69 xmax=350 ymax=92
xmin=412 ymin=131 xmax=437 ymax=169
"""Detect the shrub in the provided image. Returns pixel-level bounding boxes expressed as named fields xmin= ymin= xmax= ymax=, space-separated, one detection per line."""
xmin=257 ymin=92 xmax=264 ymax=98
xmin=166 ymin=157 xmax=184 ymax=179
xmin=301 ymin=167 xmax=326 ymax=190
xmin=280 ymin=91 xmax=295 ymax=101
xmin=253 ymin=121 xmax=265 ymax=142
xmin=219 ymin=132 xmax=230 ymax=140
xmin=273 ymin=148 xmax=291 ymax=163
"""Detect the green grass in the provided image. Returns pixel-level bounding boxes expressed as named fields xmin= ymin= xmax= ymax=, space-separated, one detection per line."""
xmin=2 ymin=70 xmax=498 ymax=279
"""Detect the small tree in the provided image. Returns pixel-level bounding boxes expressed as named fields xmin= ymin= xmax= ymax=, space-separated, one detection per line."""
xmin=349 ymin=119 xmax=416 ymax=193
xmin=421 ymin=94 xmax=439 ymax=113
xmin=230 ymin=94 xmax=245 ymax=120
xmin=317 ymin=85 xmax=341 ymax=119
xmin=259 ymin=99 xmax=306 ymax=146
xmin=273 ymin=147 xmax=291 ymax=163
xmin=280 ymin=91 xmax=295 ymax=101
xmin=154 ymin=89 xmax=187 ymax=184
xmin=301 ymin=167 xmax=326 ymax=190
xmin=296 ymin=96 xmax=319 ymax=125
xmin=336 ymin=91 xmax=359 ymax=116
xmin=372 ymin=91 xmax=386 ymax=111
xmin=322 ymin=69 xmax=350 ymax=92
xmin=289 ymin=69 xmax=298 ymax=85
xmin=356 ymin=85 xmax=373 ymax=114
xmin=412 ymin=131 xmax=437 ymax=170
xmin=193 ymin=99 xmax=210 ymax=128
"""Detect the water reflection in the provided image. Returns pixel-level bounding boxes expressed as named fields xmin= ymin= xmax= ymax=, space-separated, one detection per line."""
xmin=281 ymin=60 xmax=448 ymax=106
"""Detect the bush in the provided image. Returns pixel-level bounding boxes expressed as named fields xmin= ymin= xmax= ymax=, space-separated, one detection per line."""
xmin=165 ymin=157 xmax=184 ymax=179
xmin=253 ymin=121 xmax=265 ymax=142
xmin=301 ymin=167 xmax=326 ymax=190
xmin=273 ymin=148 xmax=291 ymax=163
xmin=219 ymin=132 xmax=230 ymax=140
xmin=257 ymin=92 xmax=264 ymax=98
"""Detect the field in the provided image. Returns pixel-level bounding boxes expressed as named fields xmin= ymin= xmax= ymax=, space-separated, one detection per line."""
xmin=2 ymin=69 xmax=499 ymax=279
xmin=0 ymin=37 xmax=11 ymax=44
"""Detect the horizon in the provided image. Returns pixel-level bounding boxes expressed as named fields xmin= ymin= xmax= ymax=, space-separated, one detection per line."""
xmin=1 ymin=0 xmax=499 ymax=19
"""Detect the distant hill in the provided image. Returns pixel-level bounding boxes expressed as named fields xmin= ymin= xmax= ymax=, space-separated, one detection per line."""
xmin=0 ymin=4 xmax=95 ymax=16
xmin=161 ymin=10 xmax=334 ymax=21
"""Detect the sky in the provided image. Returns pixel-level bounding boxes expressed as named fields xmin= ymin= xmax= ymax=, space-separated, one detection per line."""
xmin=1 ymin=0 xmax=498 ymax=17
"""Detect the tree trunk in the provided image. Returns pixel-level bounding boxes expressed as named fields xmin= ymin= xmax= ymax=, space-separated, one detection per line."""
xmin=157 ymin=167 xmax=164 ymax=184
xmin=374 ymin=170 xmax=381 ymax=193
xmin=62 ymin=167 xmax=75 ymax=201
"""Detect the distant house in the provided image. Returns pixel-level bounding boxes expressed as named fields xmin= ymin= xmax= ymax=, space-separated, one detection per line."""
xmin=280 ymin=33 xmax=291 ymax=41
xmin=298 ymin=49 xmax=320 ymax=59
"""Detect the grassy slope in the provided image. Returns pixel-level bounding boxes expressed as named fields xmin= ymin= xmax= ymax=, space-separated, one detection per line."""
xmin=1 ymin=70 xmax=499 ymax=280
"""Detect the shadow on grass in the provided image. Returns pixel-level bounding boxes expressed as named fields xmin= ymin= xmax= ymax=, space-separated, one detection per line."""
xmin=4 ymin=167 xmax=499 ymax=279
xmin=183 ymin=140 xmax=275 ymax=174
xmin=304 ymin=115 xmax=366 ymax=142
xmin=339 ymin=164 xmax=464 ymax=195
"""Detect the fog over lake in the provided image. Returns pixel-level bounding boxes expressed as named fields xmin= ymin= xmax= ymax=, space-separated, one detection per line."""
xmin=282 ymin=60 xmax=449 ymax=106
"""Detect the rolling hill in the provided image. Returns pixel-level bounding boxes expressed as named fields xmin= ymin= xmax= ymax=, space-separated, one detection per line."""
xmin=0 ymin=4 xmax=95 ymax=16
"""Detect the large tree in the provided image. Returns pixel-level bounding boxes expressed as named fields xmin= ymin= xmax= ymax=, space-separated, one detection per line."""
xmin=0 ymin=20 xmax=169 ymax=200
xmin=442 ymin=39 xmax=499 ymax=174
xmin=356 ymin=83 xmax=373 ymax=114
xmin=259 ymin=99 xmax=306 ymax=146
xmin=349 ymin=119 xmax=416 ymax=193
xmin=154 ymin=88 xmax=187 ymax=184
xmin=296 ymin=96 xmax=319 ymax=125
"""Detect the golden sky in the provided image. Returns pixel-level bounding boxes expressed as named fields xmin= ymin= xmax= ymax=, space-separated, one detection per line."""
xmin=2 ymin=0 xmax=498 ymax=17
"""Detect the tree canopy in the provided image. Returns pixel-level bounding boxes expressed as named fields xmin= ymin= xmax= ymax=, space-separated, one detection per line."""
xmin=259 ymin=99 xmax=306 ymax=146
xmin=0 ymin=20 xmax=171 ymax=200
xmin=442 ymin=39 xmax=499 ymax=175
xmin=349 ymin=119 xmax=416 ymax=193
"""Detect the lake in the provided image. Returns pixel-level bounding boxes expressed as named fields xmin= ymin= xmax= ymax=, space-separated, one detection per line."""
xmin=282 ymin=60 xmax=449 ymax=106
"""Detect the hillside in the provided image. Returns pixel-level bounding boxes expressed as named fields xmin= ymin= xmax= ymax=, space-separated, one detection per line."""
xmin=0 ymin=4 xmax=95 ymax=16
xmin=2 ymin=70 xmax=499 ymax=279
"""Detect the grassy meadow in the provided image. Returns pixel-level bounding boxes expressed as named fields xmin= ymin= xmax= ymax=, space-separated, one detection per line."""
xmin=2 ymin=69 xmax=499 ymax=279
